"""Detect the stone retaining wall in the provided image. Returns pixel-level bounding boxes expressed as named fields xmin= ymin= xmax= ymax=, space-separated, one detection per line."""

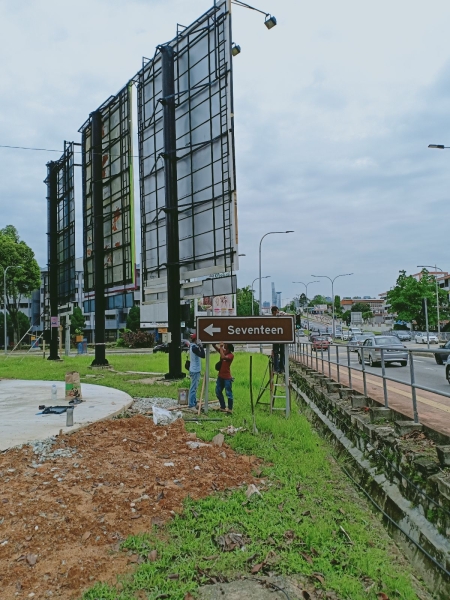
xmin=290 ymin=361 xmax=450 ymax=599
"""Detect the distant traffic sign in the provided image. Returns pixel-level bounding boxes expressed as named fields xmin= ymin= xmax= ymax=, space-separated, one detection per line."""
xmin=197 ymin=316 xmax=294 ymax=344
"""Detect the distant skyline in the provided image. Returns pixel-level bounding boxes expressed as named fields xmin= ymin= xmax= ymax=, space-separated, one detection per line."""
xmin=1 ymin=0 xmax=450 ymax=303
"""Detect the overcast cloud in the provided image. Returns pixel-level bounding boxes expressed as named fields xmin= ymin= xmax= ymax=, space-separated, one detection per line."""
xmin=1 ymin=0 xmax=450 ymax=304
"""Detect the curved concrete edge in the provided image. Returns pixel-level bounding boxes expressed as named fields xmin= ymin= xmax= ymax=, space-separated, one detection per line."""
xmin=0 ymin=380 xmax=134 ymax=451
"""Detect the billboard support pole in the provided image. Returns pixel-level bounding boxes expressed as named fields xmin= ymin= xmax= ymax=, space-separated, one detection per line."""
xmin=91 ymin=110 xmax=109 ymax=367
xmin=46 ymin=161 xmax=60 ymax=361
xmin=161 ymin=44 xmax=184 ymax=380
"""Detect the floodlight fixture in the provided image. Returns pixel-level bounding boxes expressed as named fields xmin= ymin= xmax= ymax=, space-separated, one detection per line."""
xmin=264 ymin=15 xmax=277 ymax=29
xmin=231 ymin=1 xmax=277 ymax=30
xmin=428 ymin=144 xmax=446 ymax=149
xmin=232 ymin=43 xmax=241 ymax=56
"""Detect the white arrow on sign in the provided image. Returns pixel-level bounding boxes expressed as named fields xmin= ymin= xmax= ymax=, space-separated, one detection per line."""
xmin=204 ymin=323 xmax=222 ymax=337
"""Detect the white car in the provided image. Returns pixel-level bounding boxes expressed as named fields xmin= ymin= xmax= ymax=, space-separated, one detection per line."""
xmin=415 ymin=333 xmax=438 ymax=344
xmin=341 ymin=331 xmax=350 ymax=340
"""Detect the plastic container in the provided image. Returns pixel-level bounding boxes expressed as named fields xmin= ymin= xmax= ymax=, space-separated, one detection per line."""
xmin=51 ymin=384 xmax=57 ymax=402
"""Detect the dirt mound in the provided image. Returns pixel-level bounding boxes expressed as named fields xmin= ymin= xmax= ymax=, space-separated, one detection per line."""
xmin=0 ymin=415 xmax=256 ymax=599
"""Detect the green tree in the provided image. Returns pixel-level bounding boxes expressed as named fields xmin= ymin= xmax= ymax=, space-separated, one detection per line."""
xmin=70 ymin=307 xmax=86 ymax=335
xmin=386 ymin=269 xmax=449 ymax=330
xmin=0 ymin=226 xmax=41 ymax=343
xmin=309 ymin=294 xmax=327 ymax=306
xmin=342 ymin=310 xmax=351 ymax=325
xmin=297 ymin=293 xmax=308 ymax=307
xmin=126 ymin=305 xmax=140 ymax=332
xmin=351 ymin=302 xmax=370 ymax=314
xmin=237 ymin=286 xmax=259 ymax=316
xmin=334 ymin=294 xmax=343 ymax=317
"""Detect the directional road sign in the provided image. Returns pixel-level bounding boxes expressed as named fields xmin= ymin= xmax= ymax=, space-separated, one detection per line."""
xmin=197 ymin=316 xmax=294 ymax=344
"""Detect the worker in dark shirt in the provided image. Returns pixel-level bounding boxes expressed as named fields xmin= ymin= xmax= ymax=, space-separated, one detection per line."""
xmin=271 ymin=305 xmax=285 ymax=373
xmin=212 ymin=342 xmax=234 ymax=414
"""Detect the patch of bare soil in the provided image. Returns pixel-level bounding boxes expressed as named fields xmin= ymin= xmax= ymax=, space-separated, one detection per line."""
xmin=0 ymin=415 xmax=256 ymax=599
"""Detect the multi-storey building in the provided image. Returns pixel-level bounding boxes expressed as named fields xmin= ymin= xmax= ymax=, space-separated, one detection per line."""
xmin=28 ymin=258 xmax=140 ymax=342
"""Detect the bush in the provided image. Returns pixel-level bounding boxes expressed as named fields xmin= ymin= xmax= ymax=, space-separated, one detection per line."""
xmin=120 ymin=330 xmax=154 ymax=349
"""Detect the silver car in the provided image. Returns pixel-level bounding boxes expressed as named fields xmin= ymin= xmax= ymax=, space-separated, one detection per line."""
xmin=347 ymin=334 xmax=373 ymax=352
xmin=358 ymin=336 xmax=408 ymax=367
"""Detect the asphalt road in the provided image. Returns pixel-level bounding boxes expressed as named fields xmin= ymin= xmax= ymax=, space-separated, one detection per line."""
xmin=296 ymin=343 xmax=450 ymax=396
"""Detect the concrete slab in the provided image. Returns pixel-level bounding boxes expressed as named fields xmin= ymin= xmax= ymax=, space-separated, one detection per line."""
xmin=0 ymin=380 xmax=133 ymax=451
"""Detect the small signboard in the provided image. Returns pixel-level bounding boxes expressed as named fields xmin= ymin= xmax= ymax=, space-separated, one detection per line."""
xmin=197 ymin=316 xmax=294 ymax=344
xmin=50 ymin=316 xmax=60 ymax=328
xmin=351 ymin=312 xmax=363 ymax=324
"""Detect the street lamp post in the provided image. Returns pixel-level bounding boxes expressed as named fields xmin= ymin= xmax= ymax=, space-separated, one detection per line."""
xmin=417 ymin=265 xmax=445 ymax=335
xmin=3 ymin=265 xmax=23 ymax=355
xmin=258 ymin=230 xmax=294 ymax=352
xmin=292 ymin=281 xmax=319 ymax=332
xmin=251 ymin=275 xmax=270 ymax=316
xmin=311 ymin=273 xmax=353 ymax=338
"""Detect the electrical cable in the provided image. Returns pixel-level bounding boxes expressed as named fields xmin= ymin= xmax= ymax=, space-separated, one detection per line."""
xmin=0 ymin=143 xmax=139 ymax=158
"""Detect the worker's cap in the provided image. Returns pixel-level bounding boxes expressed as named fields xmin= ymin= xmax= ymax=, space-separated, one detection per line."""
xmin=190 ymin=333 xmax=197 ymax=340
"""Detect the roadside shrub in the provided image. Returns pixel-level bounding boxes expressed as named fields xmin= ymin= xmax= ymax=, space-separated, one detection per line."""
xmin=121 ymin=330 xmax=154 ymax=348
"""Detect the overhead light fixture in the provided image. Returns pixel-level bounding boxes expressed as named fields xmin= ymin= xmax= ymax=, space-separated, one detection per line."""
xmin=264 ymin=15 xmax=277 ymax=29
xmin=232 ymin=43 xmax=241 ymax=56
xmin=428 ymin=144 xmax=445 ymax=149
xmin=232 ymin=2 xmax=277 ymax=31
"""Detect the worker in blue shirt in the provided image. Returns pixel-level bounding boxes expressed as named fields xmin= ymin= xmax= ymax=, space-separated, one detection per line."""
xmin=188 ymin=333 xmax=205 ymax=408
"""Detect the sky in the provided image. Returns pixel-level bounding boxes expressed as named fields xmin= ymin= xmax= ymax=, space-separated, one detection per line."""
xmin=1 ymin=0 xmax=450 ymax=306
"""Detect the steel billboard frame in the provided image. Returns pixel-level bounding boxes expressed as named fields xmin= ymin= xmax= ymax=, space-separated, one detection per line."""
xmin=138 ymin=0 xmax=238 ymax=297
xmin=80 ymin=83 xmax=136 ymax=294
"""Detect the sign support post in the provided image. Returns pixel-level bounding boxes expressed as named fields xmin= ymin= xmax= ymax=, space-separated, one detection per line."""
xmin=284 ymin=344 xmax=290 ymax=417
xmin=161 ymin=44 xmax=184 ymax=380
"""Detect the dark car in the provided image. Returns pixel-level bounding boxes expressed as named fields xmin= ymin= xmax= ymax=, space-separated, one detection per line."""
xmin=393 ymin=330 xmax=411 ymax=342
xmin=434 ymin=340 xmax=450 ymax=365
xmin=153 ymin=340 xmax=190 ymax=353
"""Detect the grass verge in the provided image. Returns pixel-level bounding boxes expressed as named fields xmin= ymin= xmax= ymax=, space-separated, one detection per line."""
xmin=1 ymin=353 xmax=426 ymax=599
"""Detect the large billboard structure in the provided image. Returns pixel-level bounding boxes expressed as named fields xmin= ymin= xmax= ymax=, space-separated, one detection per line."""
xmin=45 ymin=142 xmax=77 ymax=360
xmin=138 ymin=0 xmax=238 ymax=299
xmin=46 ymin=141 xmax=76 ymax=306
xmin=79 ymin=84 xmax=135 ymax=366
xmin=138 ymin=0 xmax=238 ymax=378
xmin=80 ymin=84 xmax=135 ymax=294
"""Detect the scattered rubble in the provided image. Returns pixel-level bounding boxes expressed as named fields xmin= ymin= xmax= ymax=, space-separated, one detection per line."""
xmin=0 ymin=414 xmax=256 ymax=599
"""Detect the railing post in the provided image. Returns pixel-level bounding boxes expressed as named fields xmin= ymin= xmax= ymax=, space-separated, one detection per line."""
xmin=347 ymin=345 xmax=352 ymax=389
xmin=315 ymin=344 xmax=318 ymax=371
xmin=409 ymin=351 xmax=419 ymax=423
xmin=361 ymin=346 xmax=367 ymax=397
xmin=381 ymin=347 xmax=388 ymax=407
xmin=336 ymin=344 xmax=340 ymax=383
xmin=327 ymin=344 xmax=331 ymax=378
xmin=320 ymin=346 xmax=324 ymax=374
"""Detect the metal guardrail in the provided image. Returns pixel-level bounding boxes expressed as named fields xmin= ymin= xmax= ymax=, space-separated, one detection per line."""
xmin=288 ymin=342 xmax=450 ymax=425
